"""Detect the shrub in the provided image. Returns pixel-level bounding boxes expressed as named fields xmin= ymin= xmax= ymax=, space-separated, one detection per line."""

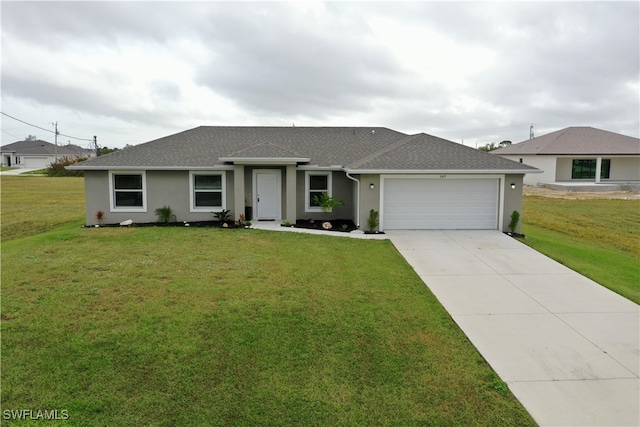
xmin=213 ymin=209 xmax=231 ymax=223
xmin=155 ymin=206 xmax=176 ymax=223
xmin=95 ymin=210 xmax=105 ymax=225
xmin=508 ymin=210 xmax=520 ymax=233
xmin=313 ymin=192 xmax=344 ymax=220
xmin=46 ymin=155 xmax=87 ymax=177
xmin=367 ymin=209 xmax=379 ymax=232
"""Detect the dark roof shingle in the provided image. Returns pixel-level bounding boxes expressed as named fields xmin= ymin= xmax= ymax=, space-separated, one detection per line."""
xmin=71 ymin=126 xmax=536 ymax=172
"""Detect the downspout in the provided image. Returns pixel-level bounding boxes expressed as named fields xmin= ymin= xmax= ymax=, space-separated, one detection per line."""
xmin=344 ymin=170 xmax=360 ymax=228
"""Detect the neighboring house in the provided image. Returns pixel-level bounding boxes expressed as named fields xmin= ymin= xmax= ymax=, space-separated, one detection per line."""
xmin=492 ymin=127 xmax=640 ymax=187
xmin=68 ymin=126 xmax=539 ymax=232
xmin=1 ymin=140 xmax=94 ymax=169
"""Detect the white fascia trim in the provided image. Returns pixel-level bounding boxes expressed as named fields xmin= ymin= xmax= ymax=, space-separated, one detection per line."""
xmin=346 ymin=168 xmax=542 ymax=174
xmin=68 ymin=165 xmax=235 ymax=171
xmin=108 ymin=170 xmax=147 ymax=213
xmin=297 ymin=165 xmax=343 ymax=171
xmin=218 ymin=157 xmax=310 ymax=165
xmin=380 ymin=173 xmax=504 ymax=180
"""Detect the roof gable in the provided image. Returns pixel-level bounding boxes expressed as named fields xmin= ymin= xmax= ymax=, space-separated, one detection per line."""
xmin=493 ymin=127 xmax=640 ymax=155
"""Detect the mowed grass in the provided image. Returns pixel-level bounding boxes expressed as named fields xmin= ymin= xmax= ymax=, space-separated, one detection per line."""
xmin=522 ymin=196 xmax=640 ymax=304
xmin=2 ymin=177 xmax=534 ymax=425
xmin=1 ymin=176 xmax=85 ymax=241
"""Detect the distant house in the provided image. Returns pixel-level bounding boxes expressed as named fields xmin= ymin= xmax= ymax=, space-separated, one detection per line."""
xmin=1 ymin=140 xmax=94 ymax=169
xmin=492 ymin=127 xmax=640 ymax=187
xmin=69 ymin=126 xmax=539 ymax=232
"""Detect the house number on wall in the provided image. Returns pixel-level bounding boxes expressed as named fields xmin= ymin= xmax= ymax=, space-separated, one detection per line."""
xmin=439 ymin=175 xmax=447 ymax=178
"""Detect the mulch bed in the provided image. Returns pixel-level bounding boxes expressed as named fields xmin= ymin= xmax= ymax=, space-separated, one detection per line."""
xmin=84 ymin=221 xmax=241 ymax=228
xmin=289 ymin=219 xmax=359 ymax=233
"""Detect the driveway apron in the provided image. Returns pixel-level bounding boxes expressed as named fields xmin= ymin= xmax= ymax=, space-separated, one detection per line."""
xmin=387 ymin=230 xmax=639 ymax=427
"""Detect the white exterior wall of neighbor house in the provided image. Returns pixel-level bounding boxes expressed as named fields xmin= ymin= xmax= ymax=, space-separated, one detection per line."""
xmin=499 ymin=155 xmax=553 ymax=186
xmin=610 ymin=157 xmax=640 ymax=181
xmin=556 ymin=157 xmax=640 ymax=181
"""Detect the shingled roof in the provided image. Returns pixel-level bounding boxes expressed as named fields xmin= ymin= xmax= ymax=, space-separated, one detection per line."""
xmin=492 ymin=126 xmax=640 ymax=156
xmin=1 ymin=140 xmax=89 ymax=156
xmin=70 ymin=126 xmax=537 ymax=173
xmin=350 ymin=133 xmax=537 ymax=172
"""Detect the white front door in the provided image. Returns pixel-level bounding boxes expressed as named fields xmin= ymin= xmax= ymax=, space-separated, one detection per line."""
xmin=254 ymin=170 xmax=281 ymax=220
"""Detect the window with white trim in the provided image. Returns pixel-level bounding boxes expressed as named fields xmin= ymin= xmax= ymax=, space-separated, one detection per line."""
xmin=305 ymin=171 xmax=332 ymax=212
xmin=110 ymin=171 xmax=146 ymax=211
xmin=190 ymin=172 xmax=226 ymax=211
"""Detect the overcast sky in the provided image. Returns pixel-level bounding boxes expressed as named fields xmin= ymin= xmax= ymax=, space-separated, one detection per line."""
xmin=2 ymin=1 xmax=638 ymax=150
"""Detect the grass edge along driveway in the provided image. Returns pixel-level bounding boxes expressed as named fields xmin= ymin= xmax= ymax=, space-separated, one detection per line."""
xmin=521 ymin=195 xmax=639 ymax=304
xmin=1 ymin=225 xmax=535 ymax=426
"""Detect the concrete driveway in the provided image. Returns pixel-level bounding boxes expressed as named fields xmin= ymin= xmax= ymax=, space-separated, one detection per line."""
xmin=387 ymin=230 xmax=639 ymax=427
xmin=0 ymin=168 xmax=41 ymax=175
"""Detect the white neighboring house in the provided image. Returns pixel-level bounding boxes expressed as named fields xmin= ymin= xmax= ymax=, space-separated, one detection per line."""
xmin=1 ymin=140 xmax=94 ymax=169
xmin=492 ymin=127 xmax=640 ymax=187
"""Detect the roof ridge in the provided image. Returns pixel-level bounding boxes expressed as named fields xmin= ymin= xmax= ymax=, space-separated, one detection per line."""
xmin=348 ymin=133 xmax=422 ymax=168
xmin=225 ymin=142 xmax=305 ymax=158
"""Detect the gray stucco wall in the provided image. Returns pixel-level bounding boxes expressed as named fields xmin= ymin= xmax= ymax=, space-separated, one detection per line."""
xmin=295 ymin=171 xmax=353 ymax=221
xmin=359 ymin=174 xmax=381 ymax=231
xmin=84 ymin=170 xmax=234 ymax=225
xmin=502 ymin=174 xmax=524 ymax=233
xmin=84 ymin=170 xmax=110 ymax=225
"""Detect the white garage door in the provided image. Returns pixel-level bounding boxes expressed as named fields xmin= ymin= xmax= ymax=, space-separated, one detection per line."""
xmin=24 ymin=157 xmax=51 ymax=168
xmin=383 ymin=178 xmax=499 ymax=230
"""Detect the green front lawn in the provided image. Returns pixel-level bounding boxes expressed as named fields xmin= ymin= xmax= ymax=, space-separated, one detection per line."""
xmin=0 ymin=176 xmax=85 ymax=241
xmin=522 ymin=196 xmax=640 ymax=304
xmin=1 ymin=226 xmax=534 ymax=426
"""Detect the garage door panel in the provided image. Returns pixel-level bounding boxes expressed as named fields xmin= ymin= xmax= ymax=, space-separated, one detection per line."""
xmin=24 ymin=157 xmax=51 ymax=168
xmin=383 ymin=178 xmax=498 ymax=230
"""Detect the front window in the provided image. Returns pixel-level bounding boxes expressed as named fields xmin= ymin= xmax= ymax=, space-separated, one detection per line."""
xmin=110 ymin=172 xmax=146 ymax=211
xmin=305 ymin=171 xmax=332 ymax=211
xmin=190 ymin=172 xmax=225 ymax=211
xmin=571 ymin=159 xmax=610 ymax=179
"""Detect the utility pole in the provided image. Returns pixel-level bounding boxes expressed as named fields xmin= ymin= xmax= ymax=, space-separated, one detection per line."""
xmin=529 ymin=123 xmax=535 ymax=140
xmin=52 ymin=122 xmax=59 ymax=162
xmin=94 ymin=135 xmax=100 ymax=156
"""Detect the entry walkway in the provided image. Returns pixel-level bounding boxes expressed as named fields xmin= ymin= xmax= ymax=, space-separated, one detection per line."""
xmin=251 ymin=220 xmax=386 ymax=240
xmin=387 ymin=230 xmax=639 ymax=426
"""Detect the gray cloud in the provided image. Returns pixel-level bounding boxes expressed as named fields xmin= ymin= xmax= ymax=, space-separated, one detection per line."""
xmin=1 ymin=1 xmax=638 ymax=148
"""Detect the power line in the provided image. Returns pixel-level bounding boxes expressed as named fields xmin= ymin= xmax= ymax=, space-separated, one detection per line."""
xmin=1 ymin=128 xmax=23 ymax=140
xmin=1 ymin=111 xmax=94 ymax=142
